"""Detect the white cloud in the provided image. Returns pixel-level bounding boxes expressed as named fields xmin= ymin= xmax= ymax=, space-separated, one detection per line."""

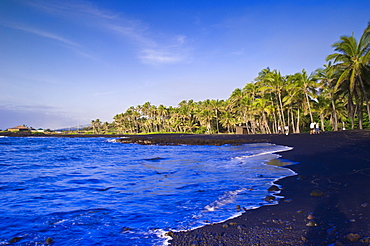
xmin=2 ymin=22 xmax=80 ymax=47
xmin=139 ymin=49 xmax=186 ymax=64
xmin=26 ymin=0 xmax=192 ymax=65
xmin=27 ymin=0 xmax=119 ymax=20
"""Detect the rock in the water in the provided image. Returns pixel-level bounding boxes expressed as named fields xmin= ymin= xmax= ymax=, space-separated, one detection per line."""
xmin=267 ymin=185 xmax=280 ymax=192
xmin=9 ymin=237 xmax=22 ymax=243
xmin=310 ymin=189 xmax=324 ymax=196
xmin=165 ymin=231 xmax=174 ymax=238
xmin=45 ymin=237 xmax=54 ymax=244
xmin=264 ymin=195 xmax=276 ymax=202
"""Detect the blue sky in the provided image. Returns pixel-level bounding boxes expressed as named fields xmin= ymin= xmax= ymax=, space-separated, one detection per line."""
xmin=0 ymin=0 xmax=369 ymax=130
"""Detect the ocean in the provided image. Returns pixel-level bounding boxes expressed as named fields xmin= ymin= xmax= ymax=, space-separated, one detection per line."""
xmin=0 ymin=137 xmax=296 ymax=245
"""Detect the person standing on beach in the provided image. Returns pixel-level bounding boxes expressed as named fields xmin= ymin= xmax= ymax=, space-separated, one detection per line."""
xmin=284 ymin=125 xmax=289 ymax=135
xmin=310 ymin=122 xmax=315 ymax=134
xmin=315 ymin=122 xmax=320 ymax=134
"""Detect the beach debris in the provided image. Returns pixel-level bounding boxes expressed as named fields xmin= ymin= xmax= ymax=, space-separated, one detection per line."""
xmin=306 ymin=221 xmax=318 ymax=227
xmin=346 ymin=233 xmax=361 ymax=242
xmin=264 ymin=195 xmax=276 ymax=202
xmin=310 ymin=189 xmax=324 ymax=196
xmin=283 ymin=198 xmax=292 ymax=202
xmin=361 ymin=203 xmax=368 ymax=208
xmin=9 ymin=237 xmax=22 ymax=243
xmin=296 ymin=210 xmax=302 ymax=213
xmin=267 ymin=185 xmax=280 ymax=192
xmin=349 ymin=219 xmax=356 ymax=222
xmin=45 ymin=237 xmax=54 ymax=244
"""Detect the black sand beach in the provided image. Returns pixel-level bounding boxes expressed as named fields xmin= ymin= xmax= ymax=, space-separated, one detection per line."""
xmin=116 ymin=131 xmax=370 ymax=245
xmin=2 ymin=130 xmax=370 ymax=245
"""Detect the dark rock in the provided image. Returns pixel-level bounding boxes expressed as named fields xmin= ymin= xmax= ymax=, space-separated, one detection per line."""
xmin=9 ymin=237 xmax=22 ymax=243
xmin=165 ymin=231 xmax=174 ymax=238
xmin=267 ymin=185 xmax=280 ymax=192
xmin=45 ymin=237 xmax=54 ymax=244
xmin=306 ymin=221 xmax=318 ymax=227
xmin=346 ymin=233 xmax=361 ymax=242
xmin=360 ymin=236 xmax=370 ymax=243
xmin=310 ymin=189 xmax=324 ymax=196
xmin=327 ymin=226 xmax=337 ymax=236
xmin=122 ymin=227 xmax=131 ymax=233
xmin=264 ymin=195 xmax=276 ymax=202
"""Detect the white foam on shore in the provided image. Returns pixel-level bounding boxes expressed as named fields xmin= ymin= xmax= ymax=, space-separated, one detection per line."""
xmin=160 ymin=144 xmax=297 ymax=244
xmin=235 ymin=145 xmax=293 ymax=160
xmin=204 ymin=188 xmax=247 ymax=212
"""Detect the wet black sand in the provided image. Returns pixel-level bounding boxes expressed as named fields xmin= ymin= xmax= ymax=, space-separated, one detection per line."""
xmin=116 ymin=131 xmax=370 ymax=245
xmin=2 ymin=130 xmax=370 ymax=245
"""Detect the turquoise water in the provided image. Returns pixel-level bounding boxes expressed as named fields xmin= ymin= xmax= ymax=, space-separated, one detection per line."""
xmin=0 ymin=137 xmax=296 ymax=245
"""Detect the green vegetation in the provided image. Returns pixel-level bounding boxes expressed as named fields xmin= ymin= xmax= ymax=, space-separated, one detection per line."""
xmin=91 ymin=23 xmax=370 ymax=134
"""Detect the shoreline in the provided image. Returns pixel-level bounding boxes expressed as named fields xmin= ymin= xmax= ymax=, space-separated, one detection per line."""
xmin=2 ymin=130 xmax=370 ymax=245
xmin=165 ymin=130 xmax=370 ymax=245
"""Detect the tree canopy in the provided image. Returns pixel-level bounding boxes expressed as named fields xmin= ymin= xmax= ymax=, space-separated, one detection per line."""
xmin=92 ymin=23 xmax=370 ymax=134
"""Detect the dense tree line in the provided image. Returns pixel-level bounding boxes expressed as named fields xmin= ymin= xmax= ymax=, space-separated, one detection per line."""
xmin=91 ymin=23 xmax=370 ymax=134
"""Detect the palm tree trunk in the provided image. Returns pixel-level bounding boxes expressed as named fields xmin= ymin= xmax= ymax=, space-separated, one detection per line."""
xmin=358 ymin=76 xmax=370 ymax=121
xmin=305 ymin=92 xmax=313 ymax=122
xmin=357 ymin=97 xmax=363 ymax=129
xmin=290 ymin=108 xmax=296 ymax=133
xmin=296 ymin=108 xmax=300 ymax=133
xmin=348 ymin=94 xmax=355 ymax=129
xmin=215 ymin=110 xmax=220 ymax=133
xmin=320 ymin=114 xmax=325 ymax=132
xmin=278 ymin=91 xmax=286 ymax=127
xmin=331 ymin=96 xmax=338 ymax=131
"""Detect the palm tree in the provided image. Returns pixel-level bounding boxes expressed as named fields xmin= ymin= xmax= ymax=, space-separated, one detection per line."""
xmin=283 ymin=76 xmax=305 ymax=133
xmin=326 ymin=24 xmax=370 ymax=129
xmin=316 ymin=63 xmax=341 ymax=131
xmin=220 ymin=111 xmax=236 ymax=133
xmin=91 ymin=119 xmax=102 ymax=134
xmin=253 ymin=98 xmax=272 ymax=134
xmin=256 ymin=69 xmax=287 ymax=129
xmin=291 ymin=70 xmax=318 ymax=123
xmin=209 ymin=99 xmax=224 ymax=133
